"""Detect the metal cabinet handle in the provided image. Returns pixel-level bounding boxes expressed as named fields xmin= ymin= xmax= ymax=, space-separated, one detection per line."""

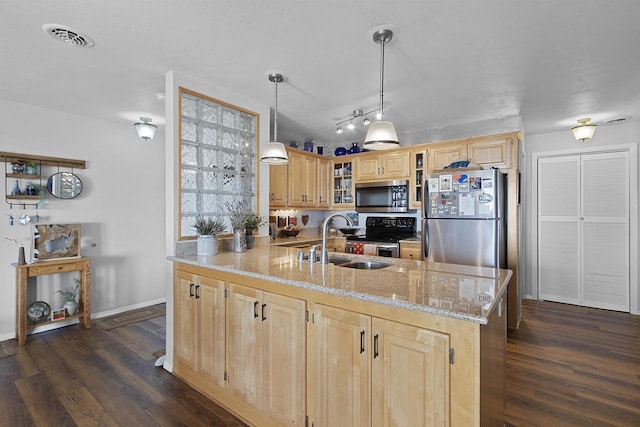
xmin=195 ymin=285 xmax=200 ymax=299
xmin=261 ymin=303 xmax=267 ymax=321
xmin=253 ymin=301 xmax=259 ymax=318
xmin=189 ymin=283 xmax=195 ymax=297
xmin=374 ymin=334 xmax=379 ymax=358
xmin=360 ymin=330 xmax=365 ymax=354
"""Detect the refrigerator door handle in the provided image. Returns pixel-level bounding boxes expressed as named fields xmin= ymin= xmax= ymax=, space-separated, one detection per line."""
xmin=423 ymin=220 xmax=429 ymax=258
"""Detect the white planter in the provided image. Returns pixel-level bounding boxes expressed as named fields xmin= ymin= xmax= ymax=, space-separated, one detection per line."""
xmin=197 ymin=235 xmax=218 ymax=256
xmin=64 ymin=301 xmax=78 ymax=316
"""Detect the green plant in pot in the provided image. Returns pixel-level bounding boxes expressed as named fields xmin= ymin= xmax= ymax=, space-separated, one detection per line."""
xmin=244 ymin=213 xmax=266 ymax=249
xmin=57 ymin=278 xmax=80 ymax=316
xmin=25 ymin=161 xmax=37 ymax=175
xmin=192 ymin=216 xmax=226 ymax=256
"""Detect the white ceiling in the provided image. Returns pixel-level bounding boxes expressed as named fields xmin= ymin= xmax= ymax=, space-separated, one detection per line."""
xmin=2 ymin=0 xmax=639 ymax=147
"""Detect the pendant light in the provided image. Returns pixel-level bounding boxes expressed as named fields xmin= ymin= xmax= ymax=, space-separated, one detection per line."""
xmin=363 ymin=29 xmax=399 ymax=150
xmin=260 ymin=73 xmax=289 ymax=164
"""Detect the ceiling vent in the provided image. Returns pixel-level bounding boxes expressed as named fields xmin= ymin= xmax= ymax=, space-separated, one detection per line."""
xmin=42 ymin=24 xmax=94 ymax=47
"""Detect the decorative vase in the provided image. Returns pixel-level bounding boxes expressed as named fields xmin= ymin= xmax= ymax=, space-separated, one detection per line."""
xmin=18 ymin=246 xmax=26 ymax=265
xmin=234 ymin=229 xmax=247 ymax=252
xmin=11 ymin=180 xmax=21 ymax=195
xmin=197 ymin=235 xmax=217 ymax=256
xmin=349 ymin=142 xmax=361 ymax=154
xmin=245 ymin=234 xmax=255 ymax=249
xmin=64 ymin=301 xmax=78 ymax=316
xmin=26 ymin=165 xmax=37 ymax=175
xmin=303 ymin=139 xmax=314 ymax=152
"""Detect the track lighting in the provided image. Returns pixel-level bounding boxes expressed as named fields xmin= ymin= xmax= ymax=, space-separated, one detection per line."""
xmin=347 ymin=121 xmax=355 ymax=130
xmin=363 ymin=117 xmax=371 ymax=126
xmin=335 ymin=108 xmax=378 ymax=133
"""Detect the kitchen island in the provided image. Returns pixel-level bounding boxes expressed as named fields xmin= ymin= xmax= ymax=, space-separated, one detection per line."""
xmin=169 ymin=246 xmax=510 ymax=427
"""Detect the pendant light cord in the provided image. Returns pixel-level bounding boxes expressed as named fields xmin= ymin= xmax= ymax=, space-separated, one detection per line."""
xmin=379 ymin=37 xmax=385 ymax=121
xmin=273 ymin=77 xmax=278 ymax=141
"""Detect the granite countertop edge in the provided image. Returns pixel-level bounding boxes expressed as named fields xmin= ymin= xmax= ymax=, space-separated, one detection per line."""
xmin=168 ymin=253 xmax=510 ymax=325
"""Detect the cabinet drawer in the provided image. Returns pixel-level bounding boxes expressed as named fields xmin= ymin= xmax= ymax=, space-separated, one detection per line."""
xmin=27 ymin=261 xmax=85 ymax=276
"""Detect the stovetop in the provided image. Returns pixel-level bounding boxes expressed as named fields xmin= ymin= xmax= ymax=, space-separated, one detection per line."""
xmin=346 ymin=216 xmax=417 ymax=243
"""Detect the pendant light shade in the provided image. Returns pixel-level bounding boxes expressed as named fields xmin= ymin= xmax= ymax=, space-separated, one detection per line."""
xmin=364 ymin=28 xmax=399 ymax=151
xmin=134 ymin=117 xmax=157 ymax=141
xmin=571 ymin=117 xmax=597 ymax=142
xmin=260 ymin=73 xmax=289 ymax=164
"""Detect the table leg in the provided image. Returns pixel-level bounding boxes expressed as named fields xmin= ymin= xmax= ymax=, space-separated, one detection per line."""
xmin=16 ymin=268 xmax=27 ymax=346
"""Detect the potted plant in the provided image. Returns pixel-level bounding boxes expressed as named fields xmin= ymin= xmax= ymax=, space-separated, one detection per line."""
xmin=25 ymin=161 xmax=37 ymax=175
xmin=192 ymin=216 xmax=226 ymax=256
xmin=225 ymin=200 xmax=250 ymax=252
xmin=244 ymin=213 xmax=266 ymax=249
xmin=57 ymin=278 xmax=80 ymax=316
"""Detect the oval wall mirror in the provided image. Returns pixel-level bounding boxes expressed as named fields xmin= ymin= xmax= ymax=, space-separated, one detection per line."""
xmin=47 ymin=172 xmax=83 ymax=199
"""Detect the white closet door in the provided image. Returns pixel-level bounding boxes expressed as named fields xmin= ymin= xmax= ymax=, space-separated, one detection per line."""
xmin=538 ymin=156 xmax=581 ymax=304
xmin=581 ymin=152 xmax=629 ymax=311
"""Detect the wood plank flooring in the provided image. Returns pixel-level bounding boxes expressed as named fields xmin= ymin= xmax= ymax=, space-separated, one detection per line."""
xmin=1 ymin=300 xmax=638 ymax=426
xmin=0 ymin=314 xmax=247 ymax=427
xmin=505 ymin=300 xmax=640 ymax=427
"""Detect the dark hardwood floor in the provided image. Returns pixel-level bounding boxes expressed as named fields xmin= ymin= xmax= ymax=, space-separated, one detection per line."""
xmin=0 ymin=314 xmax=247 ymax=427
xmin=1 ymin=299 xmax=638 ymax=426
xmin=505 ymin=300 xmax=640 ymax=427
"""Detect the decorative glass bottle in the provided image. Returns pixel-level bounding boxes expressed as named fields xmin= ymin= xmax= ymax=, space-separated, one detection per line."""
xmin=11 ymin=180 xmax=21 ymax=195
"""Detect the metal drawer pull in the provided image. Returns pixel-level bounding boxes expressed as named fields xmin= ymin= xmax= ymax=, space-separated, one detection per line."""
xmin=189 ymin=283 xmax=195 ymax=297
xmin=261 ymin=303 xmax=267 ymax=321
xmin=374 ymin=334 xmax=379 ymax=358
xmin=195 ymin=285 xmax=200 ymax=299
xmin=360 ymin=330 xmax=365 ymax=354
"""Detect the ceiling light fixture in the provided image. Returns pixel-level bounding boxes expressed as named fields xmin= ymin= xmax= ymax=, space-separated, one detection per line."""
xmin=134 ymin=117 xmax=157 ymax=141
xmin=347 ymin=121 xmax=355 ymax=130
xmin=363 ymin=28 xmax=399 ymax=150
xmin=363 ymin=117 xmax=371 ymax=126
xmin=335 ymin=108 xmax=377 ymax=132
xmin=571 ymin=117 xmax=597 ymax=142
xmin=336 ymin=127 xmax=344 ymax=134
xmin=260 ymin=73 xmax=289 ymax=164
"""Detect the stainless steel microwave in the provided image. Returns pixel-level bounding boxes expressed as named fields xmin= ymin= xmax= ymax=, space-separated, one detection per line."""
xmin=355 ymin=180 xmax=408 ymax=213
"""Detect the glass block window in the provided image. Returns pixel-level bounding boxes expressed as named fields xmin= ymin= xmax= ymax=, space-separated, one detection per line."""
xmin=179 ymin=88 xmax=258 ymax=238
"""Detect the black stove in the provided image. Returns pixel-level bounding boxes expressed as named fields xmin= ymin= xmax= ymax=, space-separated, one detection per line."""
xmin=346 ymin=216 xmax=417 ymax=243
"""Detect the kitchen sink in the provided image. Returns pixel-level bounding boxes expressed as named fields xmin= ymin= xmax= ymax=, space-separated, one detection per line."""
xmin=338 ymin=261 xmax=392 ymax=270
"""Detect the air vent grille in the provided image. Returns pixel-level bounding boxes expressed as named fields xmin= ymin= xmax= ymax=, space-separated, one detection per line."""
xmin=42 ymin=24 xmax=94 ymax=48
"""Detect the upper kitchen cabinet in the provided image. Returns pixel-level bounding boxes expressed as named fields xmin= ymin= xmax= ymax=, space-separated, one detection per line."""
xmin=331 ymin=158 xmax=355 ymax=209
xmin=410 ymin=148 xmax=426 ymax=209
xmin=317 ymin=157 xmax=331 ymax=209
xmin=354 ymin=151 xmax=410 ymax=182
xmin=289 ymin=150 xmax=317 ymax=207
xmin=269 ymin=163 xmax=288 ymax=208
xmin=426 ymin=133 xmax=516 ymax=174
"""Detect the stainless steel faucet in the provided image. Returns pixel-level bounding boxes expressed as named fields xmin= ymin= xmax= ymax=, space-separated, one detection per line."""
xmin=308 ymin=244 xmax=320 ymax=263
xmin=319 ymin=213 xmax=352 ymax=264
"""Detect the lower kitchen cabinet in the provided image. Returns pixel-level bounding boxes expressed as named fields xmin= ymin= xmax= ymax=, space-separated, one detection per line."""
xmin=174 ymin=270 xmax=226 ymax=387
xmin=310 ymin=304 xmax=450 ymax=427
xmin=227 ymin=283 xmax=307 ymax=426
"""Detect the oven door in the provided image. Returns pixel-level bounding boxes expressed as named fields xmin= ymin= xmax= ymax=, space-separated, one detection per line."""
xmin=376 ymin=244 xmax=399 ymax=258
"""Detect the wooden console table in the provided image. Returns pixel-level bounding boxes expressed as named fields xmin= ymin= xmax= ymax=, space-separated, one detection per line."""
xmin=14 ymin=257 xmax=92 ymax=346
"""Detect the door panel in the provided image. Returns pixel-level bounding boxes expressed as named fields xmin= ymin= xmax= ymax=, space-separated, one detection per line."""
xmin=197 ymin=276 xmax=226 ymax=387
xmin=426 ymin=218 xmax=500 ymax=267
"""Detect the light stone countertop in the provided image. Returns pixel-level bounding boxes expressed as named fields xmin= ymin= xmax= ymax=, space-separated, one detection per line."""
xmin=169 ymin=246 xmax=511 ymax=324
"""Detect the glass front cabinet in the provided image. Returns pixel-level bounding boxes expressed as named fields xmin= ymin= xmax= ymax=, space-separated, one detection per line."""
xmin=410 ymin=149 xmax=426 ymax=209
xmin=332 ymin=159 xmax=354 ymax=208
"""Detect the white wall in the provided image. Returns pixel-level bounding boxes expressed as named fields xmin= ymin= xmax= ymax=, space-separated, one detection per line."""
xmin=523 ymin=120 xmax=640 ymax=313
xmin=0 ymin=100 xmax=166 ymax=340
xmin=163 ymin=71 xmax=271 ymax=371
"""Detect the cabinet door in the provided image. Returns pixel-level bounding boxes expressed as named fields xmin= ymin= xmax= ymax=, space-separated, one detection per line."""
xmin=410 ymin=149 xmax=426 ymax=209
xmin=269 ymin=164 xmax=288 ymax=207
xmin=288 ymin=151 xmax=305 ymax=206
xmin=468 ymin=137 xmax=512 ymax=169
xmin=312 ymin=305 xmax=371 ymax=427
xmin=400 ymin=242 xmax=422 ymax=260
xmin=317 ymin=158 xmax=331 ymax=208
xmin=174 ymin=271 xmax=197 ymax=371
xmin=427 ymin=143 xmax=467 ymax=173
xmin=355 ymin=154 xmax=382 ymax=181
xmin=261 ymin=291 xmax=306 ymax=426
xmin=303 ymin=156 xmax=318 ymax=206
xmin=381 ymin=151 xmax=410 ymax=179
xmin=197 ymin=276 xmax=226 ymax=388
xmin=372 ymin=318 xmax=450 ymax=427
xmin=227 ymin=283 xmax=262 ymax=407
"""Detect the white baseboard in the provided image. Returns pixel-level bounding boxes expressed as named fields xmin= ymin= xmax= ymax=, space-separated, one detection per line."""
xmin=92 ymin=297 xmax=167 ymax=320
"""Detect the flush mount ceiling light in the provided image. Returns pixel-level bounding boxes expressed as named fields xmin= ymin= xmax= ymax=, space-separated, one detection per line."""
xmin=363 ymin=28 xmax=399 ymax=151
xmin=134 ymin=117 xmax=157 ymax=141
xmin=42 ymin=24 xmax=94 ymax=47
xmin=260 ymin=73 xmax=289 ymax=164
xmin=571 ymin=117 xmax=597 ymax=142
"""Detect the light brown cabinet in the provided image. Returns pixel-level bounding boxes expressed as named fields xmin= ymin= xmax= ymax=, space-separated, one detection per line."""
xmin=400 ymin=240 xmax=422 ymax=260
xmin=354 ymin=151 xmax=410 ymax=181
xmin=426 ymin=136 xmax=514 ymax=173
xmin=410 ymin=148 xmax=427 ymax=209
xmin=288 ymin=150 xmax=317 ymax=207
xmin=331 ymin=159 xmax=355 ymax=208
xmin=317 ymin=157 xmax=331 ymax=208
xmin=269 ymin=163 xmax=288 ymax=208
xmin=310 ymin=304 xmax=450 ymax=427
xmin=174 ymin=270 xmax=226 ymax=387
xmin=227 ymin=282 xmax=306 ymax=426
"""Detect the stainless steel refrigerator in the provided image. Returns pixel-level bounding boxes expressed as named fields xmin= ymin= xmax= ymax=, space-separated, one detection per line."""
xmin=422 ymin=168 xmax=506 ymax=268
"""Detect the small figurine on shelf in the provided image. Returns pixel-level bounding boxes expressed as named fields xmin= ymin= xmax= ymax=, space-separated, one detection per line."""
xmin=11 ymin=162 xmax=24 ymax=174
